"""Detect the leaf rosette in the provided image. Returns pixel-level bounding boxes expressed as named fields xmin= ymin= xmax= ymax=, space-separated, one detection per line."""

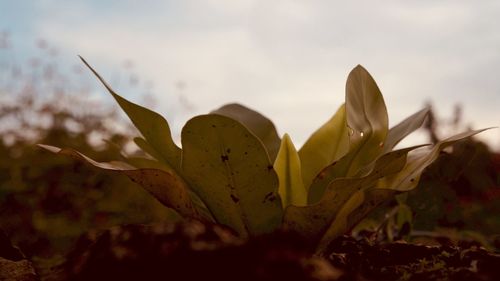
xmin=40 ymin=58 xmax=491 ymax=253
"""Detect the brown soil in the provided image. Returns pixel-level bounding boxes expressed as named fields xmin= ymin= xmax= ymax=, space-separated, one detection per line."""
xmin=3 ymin=220 xmax=499 ymax=281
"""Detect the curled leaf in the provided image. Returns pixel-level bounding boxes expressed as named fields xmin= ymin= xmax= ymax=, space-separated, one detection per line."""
xmin=377 ymin=128 xmax=492 ymax=191
xmin=37 ymin=144 xmax=199 ymax=219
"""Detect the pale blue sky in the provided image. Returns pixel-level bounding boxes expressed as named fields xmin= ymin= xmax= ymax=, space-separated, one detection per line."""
xmin=1 ymin=0 xmax=499 ymax=149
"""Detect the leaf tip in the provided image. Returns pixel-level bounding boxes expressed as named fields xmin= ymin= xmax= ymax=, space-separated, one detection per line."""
xmin=353 ymin=64 xmax=367 ymax=72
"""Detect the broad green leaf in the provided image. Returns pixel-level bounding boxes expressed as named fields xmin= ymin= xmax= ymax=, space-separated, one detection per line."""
xmin=212 ymin=103 xmax=281 ymax=161
xmin=377 ymin=128 xmax=491 ymax=191
xmin=80 ymin=56 xmax=181 ymax=171
xmin=181 ymin=114 xmax=283 ymax=237
xmin=345 ymin=65 xmax=388 ymax=174
xmin=383 ymin=108 xmax=429 ymax=153
xmin=299 ymin=104 xmax=349 ymax=190
xmin=37 ymin=144 xmax=200 ymax=219
xmin=285 ymin=146 xmax=418 ymax=241
xmin=274 ymin=134 xmax=307 ymax=207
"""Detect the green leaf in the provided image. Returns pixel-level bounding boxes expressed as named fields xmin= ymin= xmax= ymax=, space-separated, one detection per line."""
xmin=377 ymin=128 xmax=491 ymax=191
xmin=181 ymin=114 xmax=283 ymax=237
xmin=80 ymin=56 xmax=181 ymax=171
xmin=37 ymin=144 xmax=200 ymax=219
xmin=274 ymin=134 xmax=307 ymax=207
xmin=345 ymin=65 xmax=389 ymax=174
xmin=383 ymin=108 xmax=429 ymax=153
xmin=299 ymin=104 xmax=349 ymax=190
xmin=212 ymin=103 xmax=281 ymax=161
xmin=285 ymin=146 xmax=418 ymax=242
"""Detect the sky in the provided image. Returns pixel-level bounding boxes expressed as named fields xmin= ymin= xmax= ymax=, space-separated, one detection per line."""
xmin=1 ymin=0 xmax=499 ymax=149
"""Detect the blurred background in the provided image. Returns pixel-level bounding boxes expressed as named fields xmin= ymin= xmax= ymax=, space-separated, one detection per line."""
xmin=1 ymin=0 xmax=498 ymax=147
xmin=0 ymin=0 xmax=499 ymax=258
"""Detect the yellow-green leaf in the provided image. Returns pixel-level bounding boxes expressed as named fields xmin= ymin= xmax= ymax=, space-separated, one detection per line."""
xmin=299 ymin=104 xmax=349 ymax=191
xmin=80 ymin=56 xmax=181 ymax=171
xmin=181 ymin=114 xmax=283 ymax=237
xmin=274 ymin=134 xmax=307 ymax=207
xmin=212 ymin=103 xmax=281 ymax=161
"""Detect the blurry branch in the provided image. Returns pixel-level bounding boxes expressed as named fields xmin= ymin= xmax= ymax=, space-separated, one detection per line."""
xmin=423 ymin=102 xmax=469 ymax=146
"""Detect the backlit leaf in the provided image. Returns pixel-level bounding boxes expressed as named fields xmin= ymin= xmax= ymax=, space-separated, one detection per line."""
xmin=274 ymin=134 xmax=307 ymax=207
xmin=80 ymin=56 xmax=182 ymax=171
xmin=181 ymin=114 xmax=283 ymax=237
xmin=345 ymin=65 xmax=388 ymax=174
xmin=307 ymin=66 xmax=390 ymax=204
xmin=299 ymin=104 xmax=349 ymax=191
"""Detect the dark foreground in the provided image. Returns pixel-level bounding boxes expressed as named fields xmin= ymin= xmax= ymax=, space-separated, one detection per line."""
xmin=2 ymin=220 xmax=499 ymax=281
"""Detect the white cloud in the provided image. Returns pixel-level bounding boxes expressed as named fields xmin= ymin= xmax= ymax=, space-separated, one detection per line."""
xmin=20 ymin=0 xmax=499 ymax=148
